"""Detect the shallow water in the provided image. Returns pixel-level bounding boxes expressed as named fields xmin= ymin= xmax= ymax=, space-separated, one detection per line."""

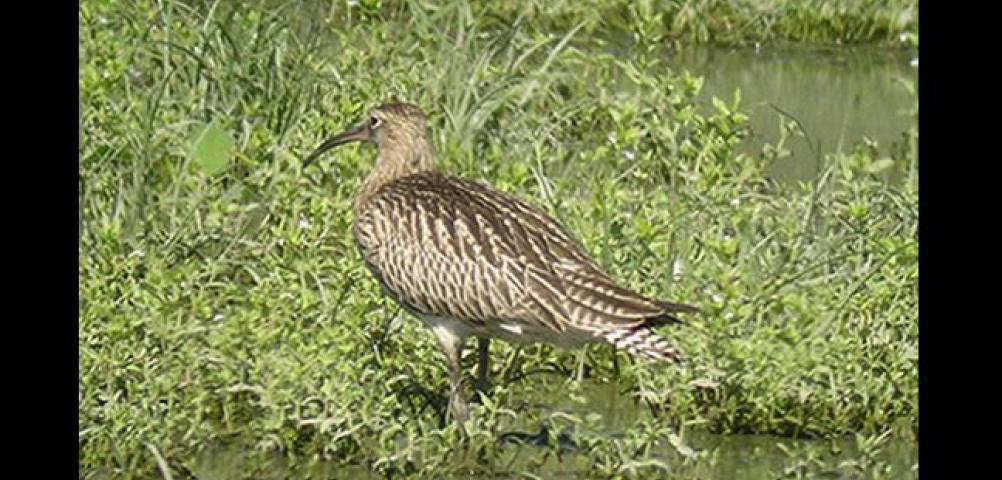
xmin=518 ymin=376 xmax=918 ymax=478
xmin=184 ymin=376 xmax=917 ymax=478
xmin=667 ymin=44 xmax=917 ymax=183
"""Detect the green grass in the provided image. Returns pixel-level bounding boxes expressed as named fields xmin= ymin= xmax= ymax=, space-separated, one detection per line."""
xmin=334 ymin=0 xmax=918 ymax=46
xmin=80 ymin=1 xmax=917 ymax=478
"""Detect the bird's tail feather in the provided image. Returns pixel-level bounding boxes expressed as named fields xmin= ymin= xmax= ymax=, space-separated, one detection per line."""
xmin=601 ymin=325 xmax=683 ymax=363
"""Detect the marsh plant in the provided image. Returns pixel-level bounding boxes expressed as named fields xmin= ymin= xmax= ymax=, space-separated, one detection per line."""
xmin=80 ymin=1 xmax=917 ymax=478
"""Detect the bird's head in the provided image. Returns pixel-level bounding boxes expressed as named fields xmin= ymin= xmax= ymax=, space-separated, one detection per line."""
xmin=302 ymin=102 xmax=432 ymax=171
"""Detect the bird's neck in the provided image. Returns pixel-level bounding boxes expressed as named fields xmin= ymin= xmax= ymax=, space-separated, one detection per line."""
xmin=353 ymin=139 xmax=434 ymax=215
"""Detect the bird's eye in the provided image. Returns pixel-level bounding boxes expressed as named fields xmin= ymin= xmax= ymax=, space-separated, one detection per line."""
xmin=370 ymin=116 xmax=381 ymax=128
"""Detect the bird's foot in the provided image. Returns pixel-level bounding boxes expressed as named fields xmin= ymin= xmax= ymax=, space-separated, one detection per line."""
xmin=449 ymin=391 xmax=471 ymax=440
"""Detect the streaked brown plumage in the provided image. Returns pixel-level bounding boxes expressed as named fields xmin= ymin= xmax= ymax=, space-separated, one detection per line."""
xmin=304 ymin=102 xmax=697 ymax=426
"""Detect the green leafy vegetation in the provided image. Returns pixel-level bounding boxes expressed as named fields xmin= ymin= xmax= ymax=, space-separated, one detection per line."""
xmin=80 ymin=1 xmax=917 ymax=478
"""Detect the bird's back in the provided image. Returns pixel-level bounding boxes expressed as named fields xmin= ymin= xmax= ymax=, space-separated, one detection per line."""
xmin=352 ymin=172 xmax=695 ymax=350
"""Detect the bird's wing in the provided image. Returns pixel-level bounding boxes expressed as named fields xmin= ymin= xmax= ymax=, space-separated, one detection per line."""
xmin=354 ymin=173 xmax=695 ymax=334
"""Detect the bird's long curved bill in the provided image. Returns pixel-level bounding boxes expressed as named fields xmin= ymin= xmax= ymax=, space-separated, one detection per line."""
xmin=302 ymin=123 xmax=369 ymax=169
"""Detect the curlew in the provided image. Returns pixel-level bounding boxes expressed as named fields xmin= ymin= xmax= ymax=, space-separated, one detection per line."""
xmin=303 ymin=103 xmax=697 ymax=426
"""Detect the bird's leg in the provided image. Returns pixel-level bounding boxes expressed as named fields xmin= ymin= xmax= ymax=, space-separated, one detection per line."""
xmin=432 ymin=326 xmax=469 ymax=431
xmin=575 ymin=346 xmax=588 ymax=382
xmin=475 ymin=337 xmax=490 ymax=399
xmin=449 ymin=355 xmax=470 ymax=426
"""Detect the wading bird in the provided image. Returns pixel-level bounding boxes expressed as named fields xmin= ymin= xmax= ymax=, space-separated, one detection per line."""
xmin=303 ymin=103 xmax=697 ymax=427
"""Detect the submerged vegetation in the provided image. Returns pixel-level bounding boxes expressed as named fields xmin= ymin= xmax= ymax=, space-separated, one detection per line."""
xmin=80 ymin=0 xmax=917 ymax=478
